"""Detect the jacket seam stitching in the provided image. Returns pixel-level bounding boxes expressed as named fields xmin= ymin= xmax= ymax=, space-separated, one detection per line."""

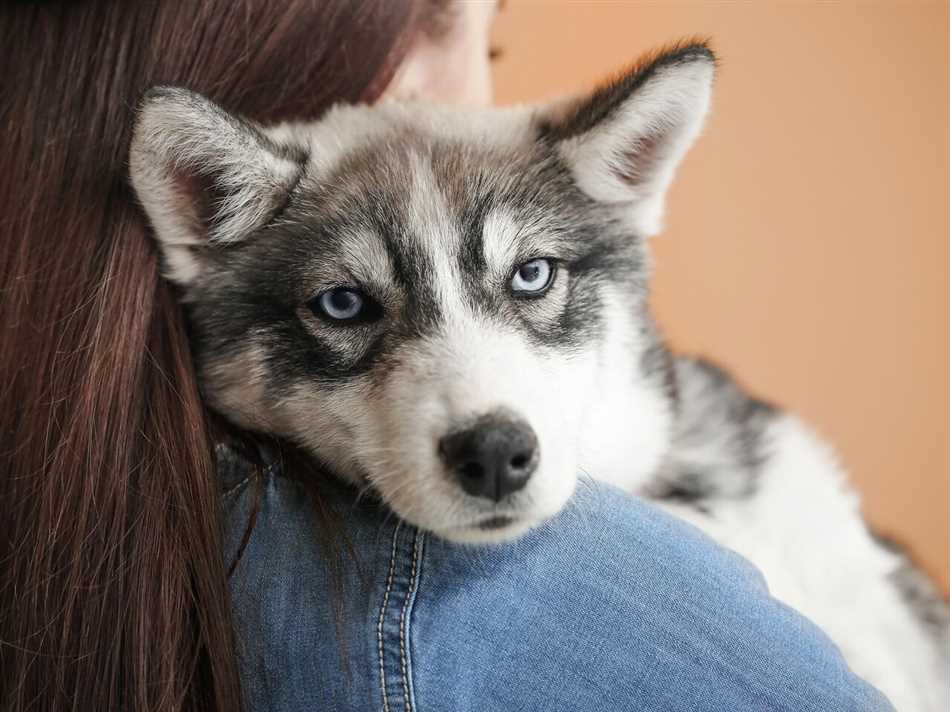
xmin=220 ymin=473 xmax=252 ymax=499
xmin=399 ymin=530 xmax=424 ymax=712
xmin=377 ymin=523 xmax=401 ymax=712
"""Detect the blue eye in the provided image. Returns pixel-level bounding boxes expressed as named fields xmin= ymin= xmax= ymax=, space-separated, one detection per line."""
xmin=312 ymin=288 xmax=368 ymax=322
xmin=511 ymin=258 xmax=555 ymax=295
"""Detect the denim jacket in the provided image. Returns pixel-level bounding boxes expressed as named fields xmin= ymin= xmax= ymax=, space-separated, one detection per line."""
xmin=220 ymin=450 xmax=892 ymax=712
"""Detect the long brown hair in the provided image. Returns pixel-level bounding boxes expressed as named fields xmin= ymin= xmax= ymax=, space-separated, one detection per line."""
xmin=0 ymin=2 xmax=427 ymax=709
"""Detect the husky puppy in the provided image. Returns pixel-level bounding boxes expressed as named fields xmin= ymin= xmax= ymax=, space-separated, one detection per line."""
xmin=129 ymin=43 xmax=948 ymax=710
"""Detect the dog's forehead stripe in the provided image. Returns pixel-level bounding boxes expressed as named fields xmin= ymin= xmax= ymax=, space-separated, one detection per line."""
xmin=336 ymin=148 xmax=464 ymax=337
xmin=405 ymin=156 xmax=467 ymax=322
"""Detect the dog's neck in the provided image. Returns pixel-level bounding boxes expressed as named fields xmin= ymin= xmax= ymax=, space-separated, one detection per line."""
xmin=577 ymin=306 xmax=678 ymax=493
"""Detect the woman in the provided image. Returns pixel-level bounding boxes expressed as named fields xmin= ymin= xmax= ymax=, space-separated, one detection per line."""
xmin=0 ymin=1 xmax=891 ymax=710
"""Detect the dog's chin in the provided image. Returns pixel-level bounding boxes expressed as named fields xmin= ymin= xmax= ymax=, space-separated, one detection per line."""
xmin=434 ymin=514 xmax=542 ymax=545
xmin=392 ymin=488 xmax=575 ymax=545
xmin=366 ymin=461 xmax=578 ymax=545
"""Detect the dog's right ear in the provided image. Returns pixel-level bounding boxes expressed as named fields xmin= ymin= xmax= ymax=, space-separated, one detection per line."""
xmin=129 ymin=87 xmax=305 ymax=286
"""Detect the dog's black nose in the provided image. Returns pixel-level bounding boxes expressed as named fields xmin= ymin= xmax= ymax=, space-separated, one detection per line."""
xmin=438 ymin=415 xmax=538 ymax=502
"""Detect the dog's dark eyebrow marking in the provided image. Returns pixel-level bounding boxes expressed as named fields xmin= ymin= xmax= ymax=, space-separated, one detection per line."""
xmin=366 ymin=185 xmax=445 ymax=336
xmin=457 ymin=190 xmax=493 ymax=276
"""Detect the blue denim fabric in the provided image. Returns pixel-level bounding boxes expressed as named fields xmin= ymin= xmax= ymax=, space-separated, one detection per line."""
xmin=221 ymin=453 xmax=893 ymax=711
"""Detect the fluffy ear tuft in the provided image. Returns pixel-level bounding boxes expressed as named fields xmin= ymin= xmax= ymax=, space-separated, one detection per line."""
xmin=540 ymin=41 xmax=716 ymax=236
xmin=128 ymin=87 xmax=305 ymax=285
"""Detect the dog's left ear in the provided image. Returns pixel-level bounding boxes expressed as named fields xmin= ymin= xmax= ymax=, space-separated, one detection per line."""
xmin=539 ymin=42 xmax=715 ymax=236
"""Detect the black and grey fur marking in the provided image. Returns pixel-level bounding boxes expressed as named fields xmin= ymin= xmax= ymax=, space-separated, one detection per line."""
xmin=875 ymin=533 xmax=950 ymax=655
xmin=649 ymin=357 xmax=778 ymax=505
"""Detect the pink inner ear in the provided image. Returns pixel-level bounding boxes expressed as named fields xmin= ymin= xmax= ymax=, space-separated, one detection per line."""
xmin=614 ymin=133 xmax=664 ymax=189
xmin=173 ymin=164 xmax=221 ymax=238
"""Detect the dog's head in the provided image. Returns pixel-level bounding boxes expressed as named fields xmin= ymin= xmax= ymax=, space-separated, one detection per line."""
xmin=129 ymin=43 xmax=714 ymax=542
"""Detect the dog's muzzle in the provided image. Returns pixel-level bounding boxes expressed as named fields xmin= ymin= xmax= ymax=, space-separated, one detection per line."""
xmin=438 ymin=412 xmax=538 ymax=502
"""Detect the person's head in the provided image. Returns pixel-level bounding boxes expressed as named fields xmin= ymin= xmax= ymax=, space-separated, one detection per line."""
xmin=387 ymin=0 xmax=498 ymax=106
xmin=0 ymin=1 xmax=498 ymax=710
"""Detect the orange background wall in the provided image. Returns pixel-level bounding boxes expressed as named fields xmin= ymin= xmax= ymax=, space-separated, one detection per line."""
xmin=492 ymin=1 xmax=950 ymax=591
